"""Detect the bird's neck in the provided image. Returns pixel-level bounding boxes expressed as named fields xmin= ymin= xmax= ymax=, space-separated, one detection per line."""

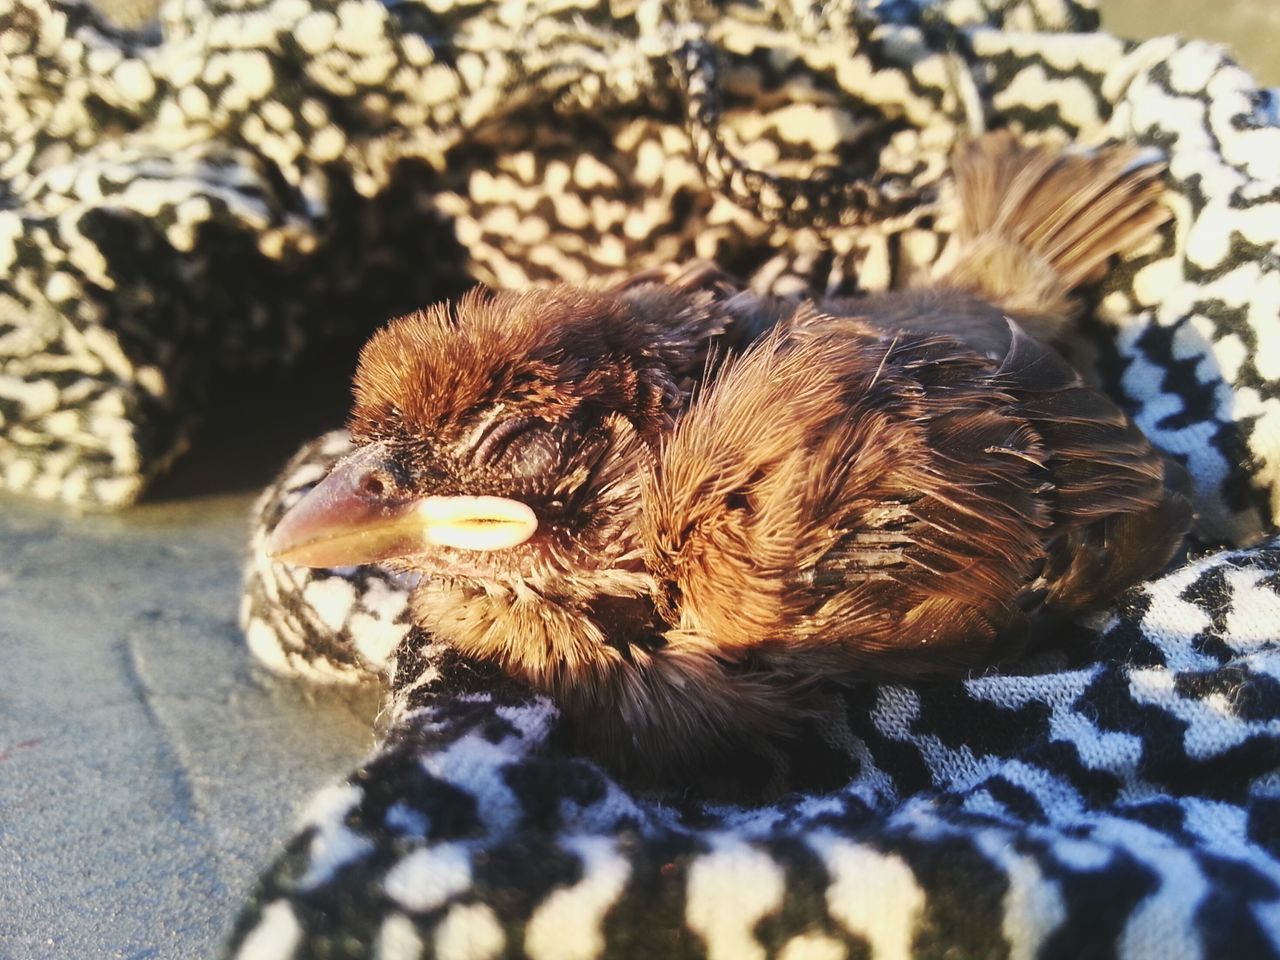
xmin=410 ymin=568 xmax=664 ymax=698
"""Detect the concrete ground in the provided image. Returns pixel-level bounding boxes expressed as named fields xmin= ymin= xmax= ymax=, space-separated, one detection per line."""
xmin=1 ymin=4 xmax=1274 ymax=959
xmin=0 ymin=357 xmax=384 ymax=958
xmin=1100 ymin=0 xmax=1279 ymax=86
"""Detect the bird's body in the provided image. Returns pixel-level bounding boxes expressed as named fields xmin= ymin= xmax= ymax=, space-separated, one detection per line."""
xmin=269 ymin=133 xmax=1192 ymax=775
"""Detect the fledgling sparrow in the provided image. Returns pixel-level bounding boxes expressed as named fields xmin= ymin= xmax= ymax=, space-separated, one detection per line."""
xmin=268 ymin=133 xmax=1192 ymax=775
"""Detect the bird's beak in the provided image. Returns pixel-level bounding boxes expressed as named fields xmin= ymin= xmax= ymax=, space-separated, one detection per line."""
xmin=267 ymin=442 xmax=539 ymax=567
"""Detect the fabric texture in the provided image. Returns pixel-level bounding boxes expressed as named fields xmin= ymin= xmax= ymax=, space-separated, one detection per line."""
xmin=5 ymin=0 xmax=1278 ymax=954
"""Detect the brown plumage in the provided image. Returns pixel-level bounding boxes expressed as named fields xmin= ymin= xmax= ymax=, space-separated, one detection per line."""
xmin=268 ymin=133 xmax=1192 ymax=776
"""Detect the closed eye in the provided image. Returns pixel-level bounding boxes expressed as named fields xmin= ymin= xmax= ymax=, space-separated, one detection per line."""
xmin=472 ymin=416 xmax=544 ymax=467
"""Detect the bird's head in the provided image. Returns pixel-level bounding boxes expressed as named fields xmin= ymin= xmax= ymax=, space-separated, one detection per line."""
xmin=268 ymin=283 xmax=718 ymax=590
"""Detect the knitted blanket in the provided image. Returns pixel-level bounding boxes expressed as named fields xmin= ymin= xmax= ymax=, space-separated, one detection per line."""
xmin=5 ymin=0 xmax=1279 ymax=955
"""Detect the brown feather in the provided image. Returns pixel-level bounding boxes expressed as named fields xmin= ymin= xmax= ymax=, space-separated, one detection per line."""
xmin=269 ymin=132 xmax=1191 ymax=781
xmin=642 ymin=328 xmax=1054 ymax=681
xmin=944 ymin=130 xmax=1169 ymax=340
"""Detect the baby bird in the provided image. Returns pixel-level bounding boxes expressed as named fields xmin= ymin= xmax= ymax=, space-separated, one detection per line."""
xmin=268 ymin=133 xmax=1192 ymax=774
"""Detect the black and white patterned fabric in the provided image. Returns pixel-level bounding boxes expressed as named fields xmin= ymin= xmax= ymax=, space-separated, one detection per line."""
xmin=6 ymin=0 xmax=1278 ymax=526
xmin=7 ymin=0 xmax=1279 ymax=954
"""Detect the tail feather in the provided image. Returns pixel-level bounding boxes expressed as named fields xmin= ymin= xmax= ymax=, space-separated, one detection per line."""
xmin=944 ymin=131 xmax=1170 ymax=340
